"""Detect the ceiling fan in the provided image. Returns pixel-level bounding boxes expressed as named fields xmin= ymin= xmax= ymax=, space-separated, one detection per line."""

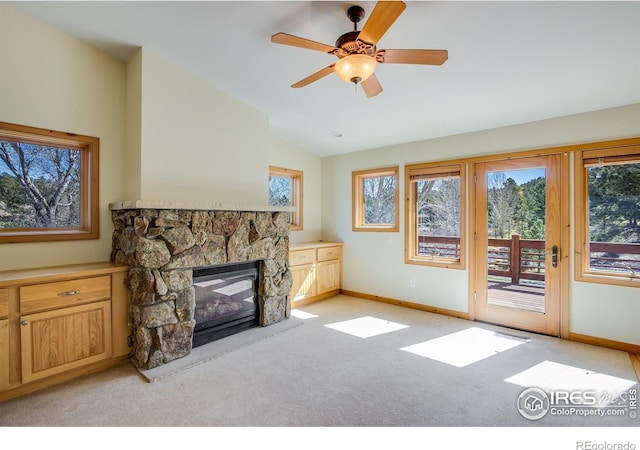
xmin=271 ymin=1 xmax=448 ymax=98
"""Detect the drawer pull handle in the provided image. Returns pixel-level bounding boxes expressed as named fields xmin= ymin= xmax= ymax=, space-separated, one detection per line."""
xmin=21 ymin=320 xmax=29 ymax=326
xmin=58 ymin=290 xmax=80 ymax=297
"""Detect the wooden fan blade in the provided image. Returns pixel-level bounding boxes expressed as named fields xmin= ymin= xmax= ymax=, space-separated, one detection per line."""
xmin=291 ymin=65 xmax=335 ymax=88
xmin=357 ymin=1 xmax=407 ymax=46
xmin=271 ymin=32 xmax=337 ymax=53
xmin=379 ymin=49 xmax=448 ymax=65
xmin=361 ymin=73 xmax=383 ymax=98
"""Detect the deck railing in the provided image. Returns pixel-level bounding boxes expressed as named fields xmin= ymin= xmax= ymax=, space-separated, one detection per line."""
xmin=418 ymin=234 xmax=640 ymax=280
xmin=487 ymin=236 xmax=640 ymax=281
xmin=588 ymin=241 xmax=640 ymax=274
xmin=487 ymin=235 xmax=545 ymax=284
xmin=417 ymin=235 xmax=461 ymax=259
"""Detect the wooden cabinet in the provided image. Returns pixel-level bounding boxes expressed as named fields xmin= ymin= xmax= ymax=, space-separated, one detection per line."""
xmin=289 ymin=242 xmax=342 ymax=307
xmin=317 ymin=260 xmax=341 ymax=294
xmin=0 ymin=262 xmax=129 ymax=401
xmin=20 ymin=300 xmax=112 ymax=383
xmin=290 ymin=262 xmax=316 ymax=301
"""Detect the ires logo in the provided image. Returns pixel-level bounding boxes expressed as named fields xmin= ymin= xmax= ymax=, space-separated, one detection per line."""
xmin=549 ymin=391 xmax=598 ymax=405
xmin=517 ymin=387 xmax=637 ymax=420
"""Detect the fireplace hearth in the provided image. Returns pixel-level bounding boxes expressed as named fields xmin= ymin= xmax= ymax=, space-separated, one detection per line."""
xmin=110 ymin=204 xmax=293 ymax=370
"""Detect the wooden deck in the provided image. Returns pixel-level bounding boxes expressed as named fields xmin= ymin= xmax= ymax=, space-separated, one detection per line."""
xmin=487 ymin=280 xmax=545 ymax=313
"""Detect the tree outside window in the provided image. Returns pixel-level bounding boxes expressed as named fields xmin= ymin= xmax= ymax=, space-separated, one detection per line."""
xmin=352 ymin=166 xmax=399 ymax=232
xmin=405 ymin=162 xmax=466 ymax=268
xmin=269 ymin=166 xmax=303 ymax=230
xmin=0 ymin=122 xmax=99 ymax=243
xmin=576 ymin=145 xmax=640 ymax=285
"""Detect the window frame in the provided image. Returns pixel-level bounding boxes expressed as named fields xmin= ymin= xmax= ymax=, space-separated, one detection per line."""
xmin=352 ymin=166 xmax=399 ymax=232
xmin=405 ymin=161 xmax=466 ymax=269
xmin=0 ymin=121 xmax=99 ymax=243
xmin=574 ymin=144 xmax=640 ymax=287
xmin=268 ymin=166 xmax=303 ymax=231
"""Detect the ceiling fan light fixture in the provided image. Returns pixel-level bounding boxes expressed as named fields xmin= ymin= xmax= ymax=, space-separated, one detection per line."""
xmin=334 ymin=54 xmax=377 ymax=84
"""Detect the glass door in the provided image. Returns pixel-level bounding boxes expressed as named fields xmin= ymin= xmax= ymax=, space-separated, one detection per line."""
xmin=473 ymin=155 xmax=562 ymax=336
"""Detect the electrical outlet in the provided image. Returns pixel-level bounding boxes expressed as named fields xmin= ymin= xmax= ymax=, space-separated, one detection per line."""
xmin=409 ymin=278 xmax=416 ymax=288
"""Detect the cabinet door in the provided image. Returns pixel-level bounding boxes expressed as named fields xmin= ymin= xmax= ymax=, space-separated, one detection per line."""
xmin=20 ymin=301 xmax=112 ymax=383
xmin=317 ymin=259 xmax=341 ymax=294
xmin=0 ymin=319 xmax=8 ymax=391
xmin=290 ymin=263 xmax=316 ymax=301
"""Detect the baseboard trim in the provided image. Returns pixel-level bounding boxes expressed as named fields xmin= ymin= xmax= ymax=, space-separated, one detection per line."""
xmin=291 ymin=291 xmax=340 ymax=309
xmin=0 ymin=356 xmax=129 ymax=403
xmin=340 ymin=289 xmax=470 ymax=320
xmin=569 ymin=332 xmax=640 ymax=355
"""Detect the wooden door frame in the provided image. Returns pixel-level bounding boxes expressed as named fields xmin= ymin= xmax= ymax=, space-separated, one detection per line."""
xmin=467 ymin=150 xmax=571 ymax=339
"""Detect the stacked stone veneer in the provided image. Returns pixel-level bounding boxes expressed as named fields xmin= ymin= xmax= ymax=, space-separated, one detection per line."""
xmin=110 ymin=208 xmax=293 ymax=370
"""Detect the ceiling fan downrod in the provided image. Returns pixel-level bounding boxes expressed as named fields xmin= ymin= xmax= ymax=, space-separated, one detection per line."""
xmin=347 ymin=5 xmax=365 ymax=31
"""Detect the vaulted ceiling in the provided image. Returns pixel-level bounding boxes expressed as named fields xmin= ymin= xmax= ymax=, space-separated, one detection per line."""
xmin=8 ymin=1 xmax=640 ymax=156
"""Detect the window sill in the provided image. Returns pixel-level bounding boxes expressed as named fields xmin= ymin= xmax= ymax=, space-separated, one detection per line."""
xmin=575 ymin=272 xmax=640 ymax=288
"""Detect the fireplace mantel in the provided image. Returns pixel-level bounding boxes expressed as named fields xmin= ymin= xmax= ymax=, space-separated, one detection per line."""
xmin=110 ymin=200 xmax=294 ymax=213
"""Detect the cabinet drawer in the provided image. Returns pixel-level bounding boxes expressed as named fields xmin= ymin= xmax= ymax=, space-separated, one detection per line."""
xmin=20 ymin=276 xmax=111 ymax=314
xmin=317 ymin=246 xmax=341 ymax=262
xmin=0 ymin=289 xmax=7 ymax=318
xmin=289 ymin=249 xmax=316 ymax=266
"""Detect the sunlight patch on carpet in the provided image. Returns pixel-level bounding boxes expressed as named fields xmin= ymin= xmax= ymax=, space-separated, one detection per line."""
xmin=291 ymin=309 xmax=318 ymax=319
xmin=504 ymin=360 xmax=638 ymax=406
xmin=400 ymin=327 xmax=528 ymax=368
xmin=324 ymin=316 xmax=409 ymax=338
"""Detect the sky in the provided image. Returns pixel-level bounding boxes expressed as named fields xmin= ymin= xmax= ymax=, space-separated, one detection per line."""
xmin=499 ymin=168 xmax=545 ymax=185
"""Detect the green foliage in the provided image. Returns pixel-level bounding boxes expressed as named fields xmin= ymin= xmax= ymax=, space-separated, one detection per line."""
xmin=488 ymin=174 xmax=545 ymax=240
xmin=0 ymin=172 xmax=34 ymax=228
xmin=588 ymin=163 xmax=640 ymax=243
xmin=518 ymin=177 xmax=546 ymax=239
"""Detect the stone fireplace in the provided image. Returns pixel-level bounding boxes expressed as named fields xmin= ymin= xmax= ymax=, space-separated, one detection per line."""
xmin=109 ymin=202 xmax=293 ymax=370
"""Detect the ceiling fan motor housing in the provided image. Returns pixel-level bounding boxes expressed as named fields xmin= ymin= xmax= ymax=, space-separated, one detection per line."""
xmin=335 ymin=5 xmax=376 ymax=58
xmin=335 ymin=31 xmax=376 ymax=58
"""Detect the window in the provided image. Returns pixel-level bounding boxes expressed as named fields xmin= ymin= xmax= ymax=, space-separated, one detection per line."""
xmin=575 ymin=144 xmax=640 ymax=286
xmin=268 ymin=166 xmax=303 ymax=230
xmin=352 ymin=166 xmax=399 ymax=232
xmin=405 ymin=162 xmax=466 ymax=268
xmin=0 ymin=122 xmax=99 ymax=243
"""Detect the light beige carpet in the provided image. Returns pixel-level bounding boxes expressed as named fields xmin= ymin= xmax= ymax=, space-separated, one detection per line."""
xmin=1 ymin=295 xmax=637 ymax=432
xmin=138 ymin=316 xmax=303 ymax=382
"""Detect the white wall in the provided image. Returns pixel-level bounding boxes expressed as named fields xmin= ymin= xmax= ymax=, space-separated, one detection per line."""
xmin=0 ymin=5 xmax=128 ymax=270
xmin=126 ymin=49 xmax=143 ymax=200
xmin=0 ymin=6 xmax=324 ymax=271
xmin=322 ymin=103 xmax=640 ymax=345
xmin=137 ymin=50 xmax=270 ymax=206
xmin=269 ymin=135 xmax=323 ymax=244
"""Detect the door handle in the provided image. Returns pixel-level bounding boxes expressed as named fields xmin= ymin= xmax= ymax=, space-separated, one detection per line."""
xmin=552 ymin=245 xmax=558 ymax=268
